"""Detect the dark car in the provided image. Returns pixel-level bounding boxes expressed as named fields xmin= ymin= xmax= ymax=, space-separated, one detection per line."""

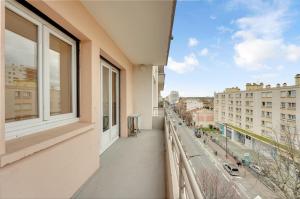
xmin=194 ymin=129 xmax=202 ymax=138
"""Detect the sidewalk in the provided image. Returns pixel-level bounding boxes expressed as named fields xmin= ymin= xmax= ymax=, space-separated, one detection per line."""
xmin=209 ymin=133 xmax=253 ymax=161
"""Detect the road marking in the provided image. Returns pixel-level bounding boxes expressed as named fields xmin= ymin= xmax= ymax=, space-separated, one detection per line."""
xmin=192 ymin=167 xmax=196 ymax=174
xmin=238 ymin=184 xmax=246 ymax=192
xmin=233 ymin=186 xmax=241 ymax=196
xmin=236 ymin=184 xmax=250 ymax=199
xmin=222 ymin=173 xmax=230 ymax=182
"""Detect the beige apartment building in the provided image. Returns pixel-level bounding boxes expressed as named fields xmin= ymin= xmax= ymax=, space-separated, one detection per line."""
xmin=0 ymin=0 xmax=181 ymax=198
xmin=214 ymin=75 xmax=300 ymax=154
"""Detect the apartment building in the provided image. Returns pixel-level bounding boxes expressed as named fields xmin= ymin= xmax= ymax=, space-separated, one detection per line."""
xmin=190 ymin=108 xmax=214 ymax=128
xmin=0 ymin=0 xmax=176 ymax=198
xmin=177 ymin=97 xmax=214 ymax=112
xmin=168 ymin=90 xmax=179 ymax=105
xmin=214 ymin=75 xmax=300 ymax=153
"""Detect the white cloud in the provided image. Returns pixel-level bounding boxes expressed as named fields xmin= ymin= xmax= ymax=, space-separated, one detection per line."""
xmin=276 ymin=65 xmax=284 ymax=71
xmin=285 ymin=44 xmax=300 ymax=61
xmin=167 ymin=53 xmax=199 ymax=74
xmin=232 ymin=1 xmax=300 ymax=70
xmin=199 ymin=48 xmax=209 ymax=56
xmin=188 ymin=37 xmax=199 ymax=47
xmin=210 ymin=15 xmax=217 ymax=20
xmin=233 ymin=38 xmax=282 ymax=70
xmin=217 ymin=26 xmax=233 ymax=34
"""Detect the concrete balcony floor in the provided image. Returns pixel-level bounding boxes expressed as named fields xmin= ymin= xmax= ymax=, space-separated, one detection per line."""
xmin=73 ymin=129 xmax=166 ymax=199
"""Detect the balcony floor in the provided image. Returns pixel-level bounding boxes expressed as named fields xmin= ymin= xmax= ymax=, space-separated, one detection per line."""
xmin=73 ymin=129 xmax=166 ymax=199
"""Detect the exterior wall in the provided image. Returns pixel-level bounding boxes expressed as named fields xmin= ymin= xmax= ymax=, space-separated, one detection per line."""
xmin=185 ymin=99 xmax=203 ymax=112
xmin=0 ymin=0 xmax=5 ymax=155
xmin=0 ymin=0 xmax=136 ymax=198
xmin=152 ymin=66 xmax=158 ymax=111
xmin=192 ymin=109 xmax=214 ymax=128
xmin=133 ymin=65 xmax=153 ymax=129
xmin=0 ymin=129 xmax=99 ymax=198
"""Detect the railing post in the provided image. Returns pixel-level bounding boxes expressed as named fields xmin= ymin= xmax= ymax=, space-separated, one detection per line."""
xmin=179 ymin=154 xmax=184 ymax=199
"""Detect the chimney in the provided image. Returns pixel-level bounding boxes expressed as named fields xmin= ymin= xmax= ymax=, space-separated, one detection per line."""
xmin=283 ymin=83 xmax=287 ymax=87
xmin=276 ymin=83 xmax=280 ymax=88
xmin=295 ymin=74 xmax=300 ymax=86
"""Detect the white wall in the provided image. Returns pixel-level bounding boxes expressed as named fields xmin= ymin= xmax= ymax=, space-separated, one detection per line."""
xmin=152 ymin=66 xmax=158 ymax=110
xmin=133 ymin=65 xmax=153 ymax=129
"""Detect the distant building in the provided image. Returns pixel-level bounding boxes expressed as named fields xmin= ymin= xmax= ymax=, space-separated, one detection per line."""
xmin=177 ymin=97 xmax=214 ymax=111
xmin=214 ymin=74 xmax=300 ymax=153
xmin=190 ymin=108 xmax=214 ymax=128
xmin=168 ymin=90 xmax=179 ymax=105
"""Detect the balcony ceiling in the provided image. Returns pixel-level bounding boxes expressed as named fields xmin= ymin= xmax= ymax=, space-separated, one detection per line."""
xmin=81 ymin=0 xmax=175 ymax=66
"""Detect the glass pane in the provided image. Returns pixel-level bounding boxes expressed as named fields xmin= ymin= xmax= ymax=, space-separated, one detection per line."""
xmin=112 ymin=72 xmax=117 ymax=126
xmin=49 ymin=34 xmax=72 ymax=116
xmin=103 ymin=67 xmax=110 ymax=131
xmin=5 ymin=8 xmax=38 ymax=123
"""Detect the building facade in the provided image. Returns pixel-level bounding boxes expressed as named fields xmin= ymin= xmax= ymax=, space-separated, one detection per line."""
xmin=214 ymin=75 xmax=300 ymax=153
xmin=168 ymin=90 xmax=179 ymax=105
xmin=191 ymin=108 xmax=214 ymax=128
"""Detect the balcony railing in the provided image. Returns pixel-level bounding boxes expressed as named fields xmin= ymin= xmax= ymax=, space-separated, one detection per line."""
xmin=165 ymin=110 xmax=203 ymax=199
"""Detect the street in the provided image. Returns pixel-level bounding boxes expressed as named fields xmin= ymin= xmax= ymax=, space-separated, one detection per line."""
xmin=168 ymin=109 xmax=280 ymax=199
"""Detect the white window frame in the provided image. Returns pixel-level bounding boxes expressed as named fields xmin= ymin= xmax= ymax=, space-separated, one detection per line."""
xmin=4 ymin=1 xmax=78 ymax=140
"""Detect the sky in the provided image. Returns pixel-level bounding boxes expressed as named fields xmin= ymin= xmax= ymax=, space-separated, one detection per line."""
xmin=162 ymin=0 xmax=300 ymax=97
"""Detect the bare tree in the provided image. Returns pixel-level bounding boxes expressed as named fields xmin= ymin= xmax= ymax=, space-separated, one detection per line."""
xmin=197 ymin=169 xmax=240 ymax=199
xmin=252 ymin=125 xmax=300 ymax=199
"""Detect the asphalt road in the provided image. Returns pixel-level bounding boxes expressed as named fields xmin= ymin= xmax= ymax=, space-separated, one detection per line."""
xmin=168 ymin=109 xmax=280 ymax=199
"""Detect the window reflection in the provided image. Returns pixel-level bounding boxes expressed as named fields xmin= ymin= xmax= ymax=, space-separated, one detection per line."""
xmin=103 ymin=67 xmax=110 ymax=131
xmin=49 ymin=34 xmax=72 ymax=116
xmin=112 ymin=72 xmax=117 ymax=126
xmin=5 ymin=8 xmax=38 ymax=122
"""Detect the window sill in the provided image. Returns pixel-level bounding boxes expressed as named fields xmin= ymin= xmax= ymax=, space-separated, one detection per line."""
xmin=0 ymin=122 xmax=95 ymax=168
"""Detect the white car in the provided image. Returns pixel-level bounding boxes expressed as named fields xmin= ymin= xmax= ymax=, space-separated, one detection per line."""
xmin=223 ymin=163 xmax=239 ymax=176
xmin=249 ymin=164 xmax=263 ymax=175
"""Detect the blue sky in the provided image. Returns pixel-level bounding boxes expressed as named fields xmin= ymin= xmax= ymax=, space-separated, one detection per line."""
xmin=162 ymin=0 xmax=300 ymax=97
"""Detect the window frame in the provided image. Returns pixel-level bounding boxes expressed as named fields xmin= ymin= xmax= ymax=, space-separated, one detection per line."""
xmin=4 ymin=1 xmax=78 ymax=140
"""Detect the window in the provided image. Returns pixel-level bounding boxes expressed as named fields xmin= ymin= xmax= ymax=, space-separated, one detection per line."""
xmin=287 ymin=90 xmax=296 ymax=97
xmin=280 ymin=91 xmax=287 ymax=97
xmin=288 ymin=114 xmax=296 ymax=121
xmin=5 ymin=2 xmax=77 ymax=138
xmin=5 ymin=7 xmax=38 ymax=123
xmin=262 ymin=92 xmax=272 ymax=98
xmin=288 ymin=102 xmax=296 ymax=109
xmin=281 ymin=102 xmax=286 ymax=109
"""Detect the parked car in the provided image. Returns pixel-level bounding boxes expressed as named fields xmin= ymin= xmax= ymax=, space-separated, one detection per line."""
xmin=178 ymin=122 xmax=182 ymax=126
xmin=249 ymin=164 xmax=263 ymax=175
xmin=223 ymin=163 xmax=239 ymax=176
xmin=194 ymin=129 xmax=201 ymax=138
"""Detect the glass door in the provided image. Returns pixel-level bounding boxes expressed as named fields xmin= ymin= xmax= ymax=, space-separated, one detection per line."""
xmin=100 ymin=60 xmax=119 ymax=154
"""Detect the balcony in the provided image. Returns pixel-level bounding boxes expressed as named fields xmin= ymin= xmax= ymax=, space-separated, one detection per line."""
xmin=73 ymin=109 xmax=203 ymax=199
xmin=73 ymin=129 xmax=166 ymax=199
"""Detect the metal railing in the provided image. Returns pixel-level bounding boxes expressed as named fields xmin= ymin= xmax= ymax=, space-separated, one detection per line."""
xmin=165 ymin=110 xmax=203 ymax=199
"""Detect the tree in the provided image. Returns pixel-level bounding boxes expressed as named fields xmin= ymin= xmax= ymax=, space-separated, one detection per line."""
xmin=197 ymin=169 xmax=240 ymax=199
xmin=252 ymin=126 xmax=300 ymax=199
